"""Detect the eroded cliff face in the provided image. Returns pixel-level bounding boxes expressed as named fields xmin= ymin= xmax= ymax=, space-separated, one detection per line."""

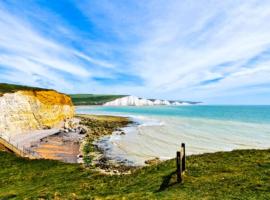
xmin=0 ymin=90 xmax=74 ymax=136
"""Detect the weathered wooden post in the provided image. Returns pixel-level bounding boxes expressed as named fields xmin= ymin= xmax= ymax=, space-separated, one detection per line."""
xmin=181 ymin=143 xmax=186 ymax=172
xmin=176 ymin=151 xmax=182 ymax=183
xmin=176 ymin=143 xmax=186 ymax=183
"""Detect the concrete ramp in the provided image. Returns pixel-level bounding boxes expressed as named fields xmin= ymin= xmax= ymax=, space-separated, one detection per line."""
xmin=0 ymin=134 xmax=36 ymax=159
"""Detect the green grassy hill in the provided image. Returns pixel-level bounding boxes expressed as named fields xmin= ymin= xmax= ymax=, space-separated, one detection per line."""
xmin=0 ymin=83 xmax=124 ymax=105
xmin=0 ymin=149 xmax=269 ymax=199
xmin=0 ymin=83 xmax=50 ymax=94
xmin=70 ymin=94 xmax=126 ymax=105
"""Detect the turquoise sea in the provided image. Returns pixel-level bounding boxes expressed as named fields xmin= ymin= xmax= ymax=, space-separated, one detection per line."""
xmin=77 ymin=106 xmax=270 ymax=165
xmin=77 ymin=105 xmax=270 ymax=124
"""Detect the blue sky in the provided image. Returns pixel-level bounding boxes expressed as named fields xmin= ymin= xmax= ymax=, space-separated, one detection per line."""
xmin=0 ymin=0 xmax=270 ymax=104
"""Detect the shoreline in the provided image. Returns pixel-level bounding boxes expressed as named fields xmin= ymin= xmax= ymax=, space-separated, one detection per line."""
xmin=1 ymin=113 xmax=138 ymax=173
xmin=5 ymin=105 xmax=270 ymax=174
xmin=76 ymin=114 xmax=138 ymax=174
xmin=76 ymin=105 xmax=270 ymax=166
xmin=26 ymin=111 xmax=270 ymax=170
xmin=26 ymin=114 xmax=136 ymax=172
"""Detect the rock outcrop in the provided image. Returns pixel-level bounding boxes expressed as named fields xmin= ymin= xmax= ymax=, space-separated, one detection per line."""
xmin=0 ymin=90 xmax=74 ymax=136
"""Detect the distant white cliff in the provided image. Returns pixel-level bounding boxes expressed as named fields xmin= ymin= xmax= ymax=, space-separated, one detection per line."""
xmin=103 ymin=96 xmax=191 ymax=106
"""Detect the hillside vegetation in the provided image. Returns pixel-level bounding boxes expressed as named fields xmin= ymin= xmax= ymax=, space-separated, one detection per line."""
xmin=0 ymin=149 xmax=269 ymax=199
xmin=70 ymin=94 xmax=126 ymax=105
xmin=0 ymin=83 xmax=50 ymax=94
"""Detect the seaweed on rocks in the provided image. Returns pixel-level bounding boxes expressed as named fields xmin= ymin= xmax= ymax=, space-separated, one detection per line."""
xmin=76 ymin=114 xmax=137 ymax=174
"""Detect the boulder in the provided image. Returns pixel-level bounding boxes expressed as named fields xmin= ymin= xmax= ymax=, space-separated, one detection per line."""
xmin=79 ymin=127 xmax=87 ymax=134
xmin=120 ymin=131 xmax=125 ymax=135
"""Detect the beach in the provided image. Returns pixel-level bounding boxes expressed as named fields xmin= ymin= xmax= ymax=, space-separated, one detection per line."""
xmin=1 ymin=114 xmax=132 ymax=167
xmin=77 ymin=105 xmax=270 ymax=166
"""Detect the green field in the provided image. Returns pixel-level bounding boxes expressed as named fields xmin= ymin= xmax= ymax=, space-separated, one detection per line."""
xmin=1 ymin=149 xmax=269 ymax=199
xmin=0 ymin=83 xmax=50 ymax=94
xmin=70 ymin=94 xmax=126 ymax=105
xmin=0 ymin=83 xmax=124 ymax=105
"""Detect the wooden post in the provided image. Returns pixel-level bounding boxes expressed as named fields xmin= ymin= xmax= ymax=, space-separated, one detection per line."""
xmin=176 ymin=151 xmax=182 ymax=183
xmin=181 ymin=143 xmax=186 ymax=172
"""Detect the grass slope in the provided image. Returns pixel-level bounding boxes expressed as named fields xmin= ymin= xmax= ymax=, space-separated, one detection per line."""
xmin=0 ymin=83 xmax=50 ymax=94
xmin=0 ymin=149 xmax=269 ymax=199
xmin=70 ymin=94 xmax=126 ymax=105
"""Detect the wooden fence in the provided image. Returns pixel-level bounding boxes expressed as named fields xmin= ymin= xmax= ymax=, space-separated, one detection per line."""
xmin=176 ymin=143 xmax=186 ymax=183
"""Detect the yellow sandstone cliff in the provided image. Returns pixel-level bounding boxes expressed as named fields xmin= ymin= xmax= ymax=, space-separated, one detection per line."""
xmin=0 ymin=90 xmax=74 ymax=136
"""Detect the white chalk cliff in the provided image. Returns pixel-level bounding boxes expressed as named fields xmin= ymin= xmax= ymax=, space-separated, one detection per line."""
xmin=103 ymin=96 xmax=188 ymax=106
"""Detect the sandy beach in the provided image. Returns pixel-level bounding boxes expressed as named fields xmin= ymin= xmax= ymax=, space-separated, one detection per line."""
xmin=77 ymin=105 xmax=270 ymax=166
xmin=2 ymin=114 xmax=133 ymax=171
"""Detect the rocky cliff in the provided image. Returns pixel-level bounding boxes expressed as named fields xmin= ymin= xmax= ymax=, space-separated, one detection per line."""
xmin=0 ymin=90 xmax=74 ymax=136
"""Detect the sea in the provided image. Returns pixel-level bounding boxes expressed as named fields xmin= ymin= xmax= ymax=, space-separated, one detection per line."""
xmin=76 ymin=105 xmax=270 ymax=166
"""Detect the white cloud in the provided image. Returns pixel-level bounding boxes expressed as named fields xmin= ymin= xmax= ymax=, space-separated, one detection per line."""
xmin=0 ymin=7 xmax=91 ymax=75
xmin=78 ymin=0 xmax=270 ymax=103
xmin=0 ymin=3 xmax=117 ymax=91
xmin=1 ymin=0 xmax=270 ymax=103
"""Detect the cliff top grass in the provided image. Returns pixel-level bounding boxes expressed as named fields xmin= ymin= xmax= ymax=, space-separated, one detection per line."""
xmin=0 ymin=83 xmax=73 ymax=105
xmin=70 ymin=94 xmax=126 ymax=105
xmin=0 ymin=149 xmax=269 ymax=199
xmin=0 ymin=83 xmax=51 ymax=94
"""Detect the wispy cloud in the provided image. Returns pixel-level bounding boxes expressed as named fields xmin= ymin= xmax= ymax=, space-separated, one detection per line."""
xmin=0 ymin=1 xmax=116 ymax=91
xmin=77 ymin=0 xmax=270 ymax=103
xmin=1 ymin=0 xmax=270 ymax=103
